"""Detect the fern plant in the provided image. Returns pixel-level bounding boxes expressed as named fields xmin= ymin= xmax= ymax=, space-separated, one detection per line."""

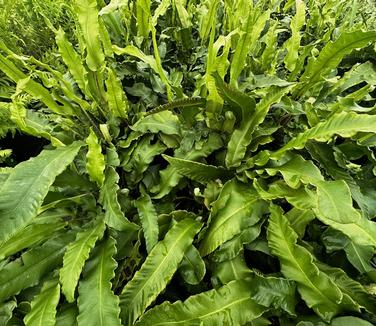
xmin=0 ymin=0 xmax=376 ymax=325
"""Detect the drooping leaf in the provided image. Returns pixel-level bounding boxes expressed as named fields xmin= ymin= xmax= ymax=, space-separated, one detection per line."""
xmin=0 ymin=233 xmax=74 ymax=302
xmin=0 ymin=142 xmax=81 ymax=243
xmin=60 ymin=216 xmax=106 ymax=303
xmin=135 ymin=194 xmax=159 ymax=253
xmin=267 ymin=205 xmax=345 ymax=322
xmin=24 ymin=279 xmax=60 ymax=326
xmin=271 ymin=112 xmax=376 ymax=160
xmin=119 ymin=218 xmax=202 ymax=326
xmin=200 ymin=179 xmax=267 ymax=256
xmin=136 ymin=280 xmax=267 ymax=326
xmin=85 ymin=128 xmax=105 ymax=186
xmin=77 ymin=237 xmax=121 ymax=326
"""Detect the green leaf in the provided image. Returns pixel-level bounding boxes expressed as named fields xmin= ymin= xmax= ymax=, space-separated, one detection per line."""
xmin=284 ymin=0 xmax=306 ymax=71
xmin=60 ymin=217 xmax=106 ymax=303
xmin=77 ymin=237 xmax=121 ymax=326
xmin=226 ymin=86 xmax=292 ymax=167
xmin=0 ymin=221 xmax=66 ymax=260
xmin=105 ymin=68 xmax=128 ymax=119
xmin=263 ymin=154 xmax=324 ymax=188
xmin=179 ymin=245 xmax=206 ymax=285
xmin=99 ymin=167 xmax=139 ymax=232
xmin=0 ymin=54 xmax=65 ymax=114
xmin=0 ymin=233 xmax=74 ymax=302
xmin=86 ymin=128 xmax=105 ymax=186
xmin=0 ymin=301 xmax=16 ymax=325
xmin=135 ymin=194 xmax=159 ymax=253
xmin=0 ymin=142 xmax=81 ymax=243
xmin=119 ymin=218 xmax=202 ymax=326
xmin=200 ymin=179 xmax=267 ymax=256
xmin=136 ymin=280 xmax=267 ymax=326
xmin=24 ymin=279 xmax=60 ymax=326
xmin=209 ymin=222 xmax=263 ymax=262
xmin=136 ymin=0 xmax=151 ymax=38
xmin=271 ymin=112 xmax=376 ymax=160
xmin=74 ymin=0 xmax=105 ymax=71
xmin=315 ymin=180 xmax=376 ymax=248
xmin=145 ymin=98 xmax=206 ymax=116
xmin=296 ymin=30 xmax=376 ymax=97
xmin=211 ymin=254 xmax=252 ymax=285
xmin=131 ymin=111 xmax=181 ymax=135
xmin=230 ymin=9 xmax=271 ymax=85
xmin=267 ymin=205 xmax=344 ymax=322
xmin=55 ymin=28 xmax=88 ymax=94
xmin=163 ymin=155 xmax=230 ymax=184
xmin=56 ymin=304 xmax=78 ymax=326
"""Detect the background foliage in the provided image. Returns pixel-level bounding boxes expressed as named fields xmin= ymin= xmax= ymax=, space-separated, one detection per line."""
xmin=1 ymin=0 xmax=376 ymax=325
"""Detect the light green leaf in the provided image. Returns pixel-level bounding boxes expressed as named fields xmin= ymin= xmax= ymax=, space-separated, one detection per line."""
xmin=135 ymin=194 xmax=159 ymax=253
xmin=77 ymin=237 xmax=121 ymax=326
xmin=136 ymin=0 xmax=151 ymax=38
xmin=55 ymin=28 xmax=88 ymax=94
xmin=315 ymin=180 xmax=376 ymax=248
xmin=136 ymin=280 xmax=267 ymax=326
xmin=131 ymin=111 xmax=180 ymax=135
xmin=0 ymin=142 xmax=81 ymax=243
xmin=296 ymin=30 xmax=376 ymax=97
xmin=163 ymin=155 xmax=229 ymax=184
xmin=264 ymin=154 xmax=324 ymax=188
xmin=86 ymin=128 xmax=105 ymax=186
xmin=105 ymin=68 xmax=128 ymax=119
xmin=60 ymin=217 xmax=105 ymax=303
xmin=200 ymin=179 xmax=267 ymax=256
xmin=267 ymin=205 xmax=344 ymax=321
xmin=284 ymin=0 xmax=306 ymax=71
xmin=226 ymin=85 xmax=292 ymax=167
xmin=99 ymin=167 xmax=139 ymax=231
xmin=0 ymin=221 xmax=66 ymax=260
xmin=74 ymin=0 xmax=105 ymax=71
xmin=0 ymin=233 xmax=74 ymax=302
xmin=24 ymin=279 xmax=60 ymax=326
xmin=271 ymin=112 xmax=376 ymax=160
xmin=179 ymin=245 xmax=206 ymax=285
xmin=119 ymin=218 xmax=202 ymax=326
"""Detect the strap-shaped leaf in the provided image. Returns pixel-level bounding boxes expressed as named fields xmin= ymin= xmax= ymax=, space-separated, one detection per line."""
xmin=0 ymin=233 xmax=74 ymax=302
xmin=135 ymin=280 xmax=267 ymax=325
xmin=315 ymin=180 xmax=376 ymax=248
xmin=99 ymin=167 xmax=139 ymax=231
xmin=163 ymin=155 xmax=230 ymax=184
xmin=267 ymin=205 xmax=344 ymax=321
xmin=200 ymin=179 xmax=267 ymax=256
xmin=0 ymin=142 xmax=81 ymax=243
xmin=226 ymin=85 xmax=292 ymax=167
xmin=60 ymin=217 xmax=106 ymax=303
xmin=131 ymin=111 xmax=181 ymax=135
xmin=136 ymin=0 xmax=151 ymax=38
xmin=24 ymin=279 xmax=60 ymax=326
xmin=271 ymin=112 xmax=376 ymax=160
xmin=119 ymin=218 xmax=202 ymax=326
xmin=283 ymin=0 xmax=306 ymax=71
xmin=0 ymin=301 xmax=16 ymax=325
xmin=135 ymin=194 xmax=159 ymax=253
xmin=86 ymin=128 xmax=105 ymax=186
xmin=296 ymin=30 xmax=376 ymax=97
xmin=0 ymin=221 xmax=66 ymax=260
xmin=145 ymin=98 xmax=206 ymax=116
xmin=105 ymin=68 xmax=128 ymax=119
xmin=77 ymin=237 xmax=121 ymax=326
xmin=74 ymin=0 xmax=105 ymax=71
xmin=55 ymin=28 xmax=88 ymax=94
xmin=0 ymin=54 xmax=65 ymax=114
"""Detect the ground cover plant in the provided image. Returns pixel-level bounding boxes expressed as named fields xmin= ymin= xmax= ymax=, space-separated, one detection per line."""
xmin=0 ymin=0 xmax=376 ymax=325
